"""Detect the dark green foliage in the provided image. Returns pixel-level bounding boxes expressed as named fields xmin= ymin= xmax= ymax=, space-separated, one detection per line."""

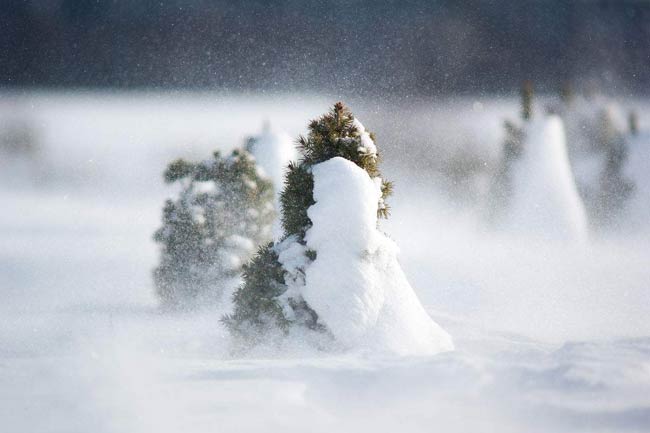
xmin=502 ymin=120 xmax=525 ymax=160
xmin=559 ymin=82 xmax=574 ymax=107
xmin=222 ymin=244 xmax=289 ymax=337
xmin=224 ymin=102 xmax=392 ymax=341
xmin=164 ymin=158 xmax=194 ymax=183
xmin=521 ymin=80 xmax=534 ymax=121
xmin=487 ymin=92 xmax=529 ymax=222
xmin=629 ymin=111 xmax=639 ymax=136
xmin=589 ymin=113 xmax=635 ymax=225
xmin=280 ymin=162 xmax=315 ymax=238
xmin=555 ymin=89 xmax=636 ymax=227
xmin=154 ymin=149 xmax=275 ymax=308
xmin=295 ymin=101 xmax=392 ymax=222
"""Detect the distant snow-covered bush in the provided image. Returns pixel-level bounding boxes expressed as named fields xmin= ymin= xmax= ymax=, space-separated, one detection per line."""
xmin=153 ymin=149 xmax=274 ymax=308
xmin=555 ymin=93 xmax=635 ymax=227
xmin=488 ymin=83 xmax=588 ymax=240
xmin=245 ymin=122 xmax=296 ymax=197
xmin=245 ymin=122 xmax=297 ymax=237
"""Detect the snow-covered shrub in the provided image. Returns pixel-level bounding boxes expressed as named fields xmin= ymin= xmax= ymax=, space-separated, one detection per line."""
xmin=486 ymin=83 xmax=530 ymax=221
xmin=506 ymin=115 xmax=589 ymax=240
xmin=224 ymin=102 xmax=453 ymax=355
xmin=245 ymin=122 xmax=296 ymax=196
xmin=153 ymin=149 xmax=275 ymax=308
xmin=486 ymin=119 xmax=525 ymax=220
xmin=589 ymin=108 xmax=635 ymax=225
xmin=555 ymin=93 xmax=635 ymax=227
xmin=245 ymin=122 xmax=297 ymax=237
xmin=488 ymin=83 xmax=588 ymax=240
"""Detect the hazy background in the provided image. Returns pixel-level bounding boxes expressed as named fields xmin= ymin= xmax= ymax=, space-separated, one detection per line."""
xmin=3 ymin=0 xmax=650 ymax=95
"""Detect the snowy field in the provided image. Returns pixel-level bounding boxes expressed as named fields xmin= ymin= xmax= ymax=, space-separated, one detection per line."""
xmin=1 ymin=91 xmax=650 ymax=432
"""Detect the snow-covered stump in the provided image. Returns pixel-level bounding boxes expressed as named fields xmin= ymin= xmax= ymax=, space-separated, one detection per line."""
xmin=507 ymin=115 xmax=589 ymax=241
xmin=224 ymin=102 xmax=453 ymax=356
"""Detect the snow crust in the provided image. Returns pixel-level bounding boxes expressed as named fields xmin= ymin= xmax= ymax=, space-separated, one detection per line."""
xmin=303 ymin=157 xmax=453 ymax=356
xmin=508 ymin=115 xmax=588 ymax=241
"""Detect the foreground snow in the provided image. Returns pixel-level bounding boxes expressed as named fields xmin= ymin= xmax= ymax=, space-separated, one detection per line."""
xmin=2 ymin=305 xmax=649 ymax=433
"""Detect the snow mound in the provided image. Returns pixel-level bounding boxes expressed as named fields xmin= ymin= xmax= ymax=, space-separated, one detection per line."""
xmin=303 ymin=157 xmax=454 ymax=356
xmin=247 ymin=122 xmax=296 ymax=194
xmin=508 ymin=115 xmax=588 ymax=241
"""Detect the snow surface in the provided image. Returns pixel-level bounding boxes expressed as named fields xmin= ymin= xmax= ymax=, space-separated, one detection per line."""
xmin=304 ymin=157 xmax=453 ymax=355
xmin=507 ymin=115 xmax=589 ymax=241
xmin=2 ymin=92 xmax=650 ymax=433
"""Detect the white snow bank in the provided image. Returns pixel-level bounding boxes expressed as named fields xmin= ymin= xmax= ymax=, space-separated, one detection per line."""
xmin=247 ymin=122 xmax=296 ymax=194
xmin=508 ymin=115 xmax=588 ymax=241
xmin=303 ymin=157 xmax=453 ymax=356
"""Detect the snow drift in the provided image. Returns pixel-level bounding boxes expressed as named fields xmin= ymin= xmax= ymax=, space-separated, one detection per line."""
xmin=303 ymin=157 xmax=454 ymax=356
xmin=507 ymin=115 xmax=588 ymax=241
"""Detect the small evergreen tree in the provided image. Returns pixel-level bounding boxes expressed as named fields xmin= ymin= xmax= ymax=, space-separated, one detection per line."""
xmin=590 ymin=109 xmax=635 ymax=225
xmin=559 ymin=81 xmax=574 ymax=107
xmin=153 ymin=149 xmax=275 ymax=308
xmin=521 ymin=80 xmax=534 ymax=121
xmin=556 ymin=89 xmax=636 ymax=226
xmin=628 ymin=111 xmax=639 ymax=136
xmin=223 ymin=102 xmax=392 ymax=342
xmin=487 ymin=82 xmax=530 ymax=220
